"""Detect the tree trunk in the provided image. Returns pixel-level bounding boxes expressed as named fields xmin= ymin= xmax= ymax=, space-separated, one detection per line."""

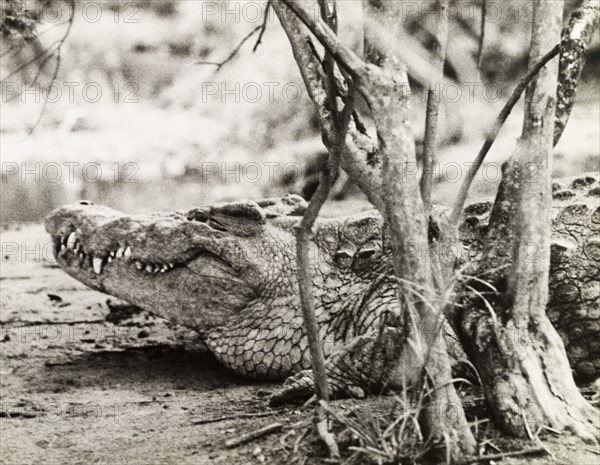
xmin=454 ymin=0 xmax=599 ymax=441
xmin=361 ymin=1 xmax=477 ymax=458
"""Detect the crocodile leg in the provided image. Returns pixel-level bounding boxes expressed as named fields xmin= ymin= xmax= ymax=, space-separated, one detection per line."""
xmin=269 ymin=325 xmax=412 ymax=406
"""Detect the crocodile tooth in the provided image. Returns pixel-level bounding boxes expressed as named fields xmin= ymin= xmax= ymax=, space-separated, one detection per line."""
xmin=124 ymin=247 xmax=132 ymax=258
xmin=135 ymin=261 xmax=144 ymax=270
xmin=161 ymin=265 xmax=168 ymax=272
xmin=107 ymin=256 xmax=113 ymax=263
xmin=168 ymin=263 xmax=174 ymax=269
xmin=116 ymin=247 xmax=124 ymax=258
xmin=93 ymin=257 xmax=103 ymax=275
xmin=67 ymin=232 xmax=77 ymax=249
xmin=109 ymin=251 xmax=116 ymax=258
xmin=145 ymin=264 xmax=154 ymax=273
xmin=79 ymin=251 xmax=85 ymax=259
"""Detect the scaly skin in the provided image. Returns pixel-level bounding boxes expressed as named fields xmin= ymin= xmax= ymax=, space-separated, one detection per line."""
xmin=45 ymin=173 xmax=599 ymax=403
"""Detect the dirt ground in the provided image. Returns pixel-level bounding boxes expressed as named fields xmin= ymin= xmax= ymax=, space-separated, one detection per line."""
xmin=1 ymin=224 xmax=599 ymax=465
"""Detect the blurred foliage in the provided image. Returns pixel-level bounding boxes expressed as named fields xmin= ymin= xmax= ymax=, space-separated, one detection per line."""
xmin=1 ymin=0 xmax=597 ymax=222
xmin=1 ymin=0 xmax=37 ymax=40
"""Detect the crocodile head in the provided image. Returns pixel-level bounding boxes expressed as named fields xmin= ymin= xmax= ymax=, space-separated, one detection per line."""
xmin=44 ymin=195 xmax=310 ymax=331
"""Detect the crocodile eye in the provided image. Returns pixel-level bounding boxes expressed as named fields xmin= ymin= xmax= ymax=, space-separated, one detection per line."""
xmin=352 ymin=242 xmax=382 ymax=272
xmin=356 ymin=248 xmax=376 ymax=260
xmin=334 ymin=250 xmax=354 ymax=268
xmin=79 ymin=200 xmax=93 ymax=206
xmin=187 ymin=208 xmax=209 ymax=222
xmin=212 ymin=200 xmax=265 ymax=223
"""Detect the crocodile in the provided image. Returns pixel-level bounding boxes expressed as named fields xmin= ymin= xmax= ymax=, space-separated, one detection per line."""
xmin=45 ymin=173 xmax=599 ymax=403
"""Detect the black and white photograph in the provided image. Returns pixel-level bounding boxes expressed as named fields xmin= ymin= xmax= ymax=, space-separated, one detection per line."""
xmin=1 ymin=1 xmax=599 ymax=463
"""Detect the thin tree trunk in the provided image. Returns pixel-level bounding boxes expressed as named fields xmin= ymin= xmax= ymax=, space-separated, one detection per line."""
xmin=421 ymin=0 xmax=449 ymax=213
xmin=454 ymin=0 xmax=599 ymax=441
xmin=362 ymin=1 xmax=477 ymax=458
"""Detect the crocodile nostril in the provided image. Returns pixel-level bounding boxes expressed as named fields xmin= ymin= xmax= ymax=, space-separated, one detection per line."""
xmin=79 ymin=200 xmax=93 ymax=206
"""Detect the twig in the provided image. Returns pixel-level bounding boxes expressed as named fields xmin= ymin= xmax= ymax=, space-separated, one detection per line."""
xmin=477 ymin=0 xmax=487 ymax=74
xmin=318 ymin=0 xmax=338 ymax=120
xmin=196 ymin=25 xmax=263 ymax=70
xmin=280 ymin=0 xmax=365 ymax=79
xmin=191 ymin=411 xmax=276 ymax=425
xmin=9 ymin=0 xmax=75 ymax=139
xmin=457 ymin=446 xmax=547 ymax=464
xmin=24 ymin=44 xmax=64 ymax=137
xmin=449 ymin=43 xmax=559 ymax=225
xmin=224 ymin=422 xmax=283 ymax=448
xmin=0 ymin=39 xmax=60 ymax=85
xmin=420 ymin=0 xmax=449 ymax=213
xmin=252 ymin=1 xmax=271 ymax=52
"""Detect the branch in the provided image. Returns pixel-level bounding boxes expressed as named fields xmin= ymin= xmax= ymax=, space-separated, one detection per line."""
xmin=0 ymin=39 xmax=60 ymax=85
xmin=278 ymin=0 xmax=366 ymax=80
xmin=195 ymin=25 xmax=263 ymax=70
xmin=449 ymin=44 xmax=559 ymax=225
xmin=272 ymin=1 xmax=384 ymax=211
xmin=288 ymin=6 xmax=355 ymax=456
xmin=554 ymin=0 xmax=600 ymax=145
xmin=10 ymin=1 xmax=75 ymax=138
xmin=451 ymin=0 xmax=600 ymax=224
xmin=252 ymin=1 xmax=271 ymax=52
xmin=224 ymin=422 xmax=283 ymax=448
xmin=420 ymin=0 xmax=449 ymax=213
xmin=293 ymin=85 xmax=355 ymax=463
xmin=318 ymin=0 xmax=338 ymax=121
xmin=477 ymin=0 xmax=487 ymax=74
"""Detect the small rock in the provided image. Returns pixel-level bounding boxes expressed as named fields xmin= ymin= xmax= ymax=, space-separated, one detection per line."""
xmin=2 ymin=335 xmax=10 ymax=342
xmin=137 ymin=329 xmax=150 ymax=338
xmin=164 ymin=392 xmax=175 ymax=398
xmin=47 ymin=294 xmax=62 ymax=303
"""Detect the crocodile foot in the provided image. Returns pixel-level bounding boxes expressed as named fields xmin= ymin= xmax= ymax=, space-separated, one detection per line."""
xmin=269 ymin=369 xmax=365 ymax=406
xmin=269 ymin=326 xmax=422 ymax=406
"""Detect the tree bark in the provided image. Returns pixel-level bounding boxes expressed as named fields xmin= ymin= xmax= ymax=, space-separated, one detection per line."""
xmin=361 ymin=1 xmax=476 ymax=458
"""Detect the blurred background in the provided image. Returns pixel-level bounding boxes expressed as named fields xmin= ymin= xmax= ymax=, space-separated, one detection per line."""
xmin=1 ymin=0 xmax=598 ymax=225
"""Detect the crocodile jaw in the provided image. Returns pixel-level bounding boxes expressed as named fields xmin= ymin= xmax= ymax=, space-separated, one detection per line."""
xmin=44 ymin=202 xmax=257 ymax=330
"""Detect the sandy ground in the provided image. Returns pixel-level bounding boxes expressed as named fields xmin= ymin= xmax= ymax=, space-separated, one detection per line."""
xmin=1 ymin=224 xmax=599 ymax=465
